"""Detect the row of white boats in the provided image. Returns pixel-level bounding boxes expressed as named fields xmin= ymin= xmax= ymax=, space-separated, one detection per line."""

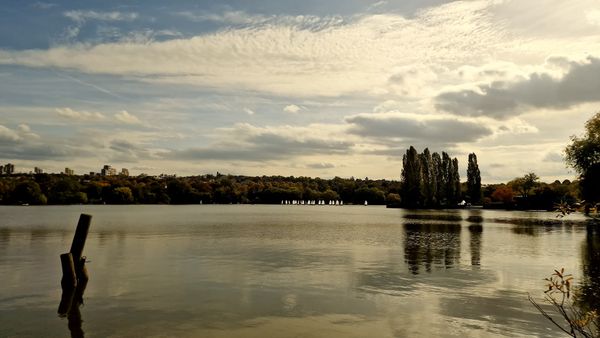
xmin=281 ymin=200 xmax=368 ymax=206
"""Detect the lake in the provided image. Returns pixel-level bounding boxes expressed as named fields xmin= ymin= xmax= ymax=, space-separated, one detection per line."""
xmin=0 ymin=205 xmax=598 ymax=337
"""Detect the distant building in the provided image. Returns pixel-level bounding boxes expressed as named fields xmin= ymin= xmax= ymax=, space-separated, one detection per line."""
xmin=2 ymin=163 xmax=14 ymax=175
xmin=64 ymin=168 xmax=74 ymax=175
xmin=101 ymin=165 xmax=117 ymax=176
xmin=34 ymin=167 xmax=43 ymax=174
xmin=120 ymin=168 xmax=129 ymax=176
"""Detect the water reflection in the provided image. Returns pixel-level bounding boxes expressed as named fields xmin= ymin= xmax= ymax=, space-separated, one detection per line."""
xmin=468 ymin=225 xmax=482 ymax=267
xmin=403 ymin=223 xmax=461 ymax=274
xmin=404 ymin=213 xmax=463 ymax=222
xmin=0 ymin=206 xmax=593 ymax=337
xmin=58 ymin=279 xmax=87 ymax=338
xmin=578 ymin=222 xmax=600 ymax=327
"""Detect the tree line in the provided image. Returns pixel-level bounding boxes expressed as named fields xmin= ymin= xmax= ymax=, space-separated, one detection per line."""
xmin=0 ymin=173 xmax=401 ymax=206
xmin=0 ymin=158 xmax=581 ymax=210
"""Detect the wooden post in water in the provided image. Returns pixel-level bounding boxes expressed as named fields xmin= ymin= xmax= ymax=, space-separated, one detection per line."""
xmin=60 ymin=253 xmax=77 ymax=290
xmin=69 ymin=214 xmax=91 ymax=283
xmin=59 ymin=213 xmax=92 ymax=322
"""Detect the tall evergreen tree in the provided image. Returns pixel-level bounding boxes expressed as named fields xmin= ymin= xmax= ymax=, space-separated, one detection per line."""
xmin=467 ymin=153 xmax=481 ymax=203
xmin=401 ymin=146 xmax=422 ymax=208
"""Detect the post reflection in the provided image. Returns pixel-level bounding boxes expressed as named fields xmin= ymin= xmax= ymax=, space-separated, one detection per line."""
xmin=58 ymin=278 xmax=87 ymax=337
xmin=403 ymin=222 xmax=461 ymax=274
xmin=577 ymin=222 xmax=600 ymax=328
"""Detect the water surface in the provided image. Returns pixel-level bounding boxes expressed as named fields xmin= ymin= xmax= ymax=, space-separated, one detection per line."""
xmin=0 ymin=205 xmax=598 ymax=337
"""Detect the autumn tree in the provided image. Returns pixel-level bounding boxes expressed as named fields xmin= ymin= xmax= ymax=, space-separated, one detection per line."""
xmin=491 ymin=185 xmax=514 ymax=204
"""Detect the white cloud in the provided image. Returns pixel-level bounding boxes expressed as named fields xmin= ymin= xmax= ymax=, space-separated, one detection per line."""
xmin=114 ymin=110 xmax=141 ymax=124
xmin=31 ymin=2 xmax=57 ymax=10
xmin=283 ymin=104 xmax=302 ymax=113
xmin=64 ymin=10 xmax=139 ymax=24
xmin=175 ymin=10 xmax=270 ymax=25
xmin=0 ymin=125 xmax=22 ymax=142
xmin=56 ymin=107 xmax=106 ymax=121
xmin=0 ymin=123 xmax=40 ymax=146
xmin=587 ymin=9 xmax=600 ymax=26
xmin=243 ymin=107 xmax=256 ymax=115
xmin=0 ymin=1 xmax=546 ymax=97
xmin=17 ymin=124 xmax=40 ymax=140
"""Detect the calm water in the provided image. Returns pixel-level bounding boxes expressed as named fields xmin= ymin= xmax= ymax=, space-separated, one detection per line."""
xmin=0 ymin=205 xmax=598 ymax=337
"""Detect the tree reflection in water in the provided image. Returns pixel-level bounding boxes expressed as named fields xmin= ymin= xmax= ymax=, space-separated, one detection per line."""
xmin=468 ymin=224 xmax=482 ymax=267
xmin=578 ymin=222 xmax=600 ymax=329
xmin=403 ymin=222 xmax=461 ymax=274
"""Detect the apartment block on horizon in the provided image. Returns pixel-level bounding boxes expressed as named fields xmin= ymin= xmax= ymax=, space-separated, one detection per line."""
xmin=120 ymin=168 xmax=129 ymax=176
xmin=34 ymin=167 xmax=43 ymax=174
xmin=1 ymin=163 xmax=15 ymax=175
xmin=64 ymin=167 xmax=74 ymax=175
xmin=101 ymin=165 xmax=117 ymax=176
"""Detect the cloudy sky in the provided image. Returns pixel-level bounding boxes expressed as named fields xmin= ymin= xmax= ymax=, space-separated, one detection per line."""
xmin=1 ymin=0 xmax=600 ymax=182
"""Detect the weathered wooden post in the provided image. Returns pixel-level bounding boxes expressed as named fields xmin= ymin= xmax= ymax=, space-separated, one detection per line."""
xmin=69 ymin=214 xmax=91 ymax=283
xmin=60 ymin=253 xmax=77 ymax=290
xmin=59 ymin=213 xmax=92 ymax=317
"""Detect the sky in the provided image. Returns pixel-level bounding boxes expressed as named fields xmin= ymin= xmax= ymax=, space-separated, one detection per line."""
xmin=1 ymin=0 xmax=600 ymax=183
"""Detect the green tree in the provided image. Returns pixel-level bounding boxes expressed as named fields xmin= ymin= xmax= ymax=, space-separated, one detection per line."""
xmin=565 ymin=112 xmax=600 ymax=204
xmin=510 ymin=172 xmax=539 ymax=198
xmin=109 ymin=186 xmax=134 ymax=204
xmin=48 ymin=177 xmax=87 ymax=204
xmin=467 ymin=153 xmax=482 ymax=203
xmin=11 ymin=181 xmax=47 ymax=205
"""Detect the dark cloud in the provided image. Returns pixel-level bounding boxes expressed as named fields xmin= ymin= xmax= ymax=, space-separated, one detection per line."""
xmin=306 ymin=162 xmax=335 ymax=169
xmin=436 ymin=57 xmax=600 ymax=118
xmin=162 ymin=125 xmax=353 ymax=162
xmin=0 ymin=143 xmax=91 ymax=160
xmin=542 ymin=151 xmax=564 ymax=162
xmin=345 ymin=114 xmax=492 ymax=143
xmin=108 ymin=139 xmax=152 ymax=162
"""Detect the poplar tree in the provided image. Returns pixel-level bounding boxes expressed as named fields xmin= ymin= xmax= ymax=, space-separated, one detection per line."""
xmin=467 ymin=153 xmax=481 ymax=203
xmin=420 ymin=148 xmax=434 ymax=207
xmin=401 ymin=146 xmax=422 ymax=208
xmin=442 ymin=152 xmax=452 ymax=205
xmin=452 ymin=158 xmax=461 ymax=203
xmin=432 ymin=152 xmax=442 ymax=206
